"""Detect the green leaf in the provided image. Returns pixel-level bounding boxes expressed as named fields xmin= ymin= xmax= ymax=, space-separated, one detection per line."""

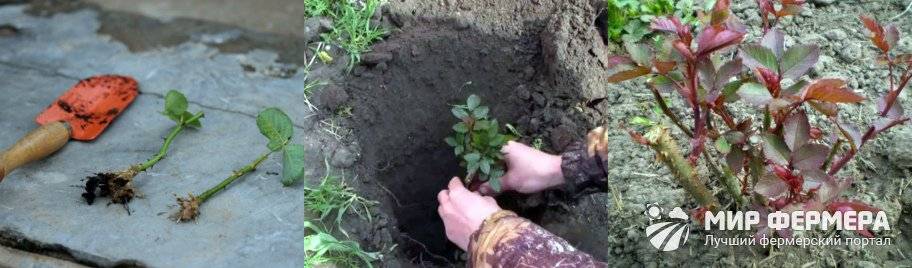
xmin=473 ymin=106 xmax=489 ymax=119
xmin=715 ymin=138 xmax=731 ymax=154
xmin=630 ymin=116 xmax=655 ymax=127
xmin=741 ymin=44 xmax=779 ymax=71
xmin=780 ymin=44 xmax=819 ymax=80
xmin=463 ymin=153 xmax=481 ymax=162
xmin=451 ymin=106 xmax=469 ymax=119
xmin=480 ymin=158 xmax=492 ymax=174
xmin=444 ymin=137 xmax=457 ymax=146
xmin=761 ymin=133 xmax=791 ymax=166
xmin=453 ymin=122 xmax=469 ymax=133
xmin=281 ymin=144 xmax=306 ymax=186
xmin=625 ymin=41 xmax=652 ymax=67
xmin=183 ymin=111 xmax=203 ymax=128
xmin=164 ymin=90 xmax=189 ymax=122
xmin=722 ymin=80 xmax=745 ymax=103
xmin=467 ymin=95 xmax=481 ymax=110
xmin=488 ymin=177 xmax=502 ymax=192
xmin=257 ymin=107 xmax=294 ymax=151
xmin=736 ymin=82 xmax=773 ymax=106
xmin=454 ymin=145 xmax=464 ymax=155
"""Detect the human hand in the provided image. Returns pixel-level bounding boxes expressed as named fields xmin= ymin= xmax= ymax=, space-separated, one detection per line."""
xmin=478 ymin=141 xmax=564 ymax=195
xmin=437 ymin=177 xmax=501 ymax=251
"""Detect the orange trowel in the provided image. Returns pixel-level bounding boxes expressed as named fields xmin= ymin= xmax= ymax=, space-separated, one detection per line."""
xmin=0 ymin=75 xmax=139 ymax=183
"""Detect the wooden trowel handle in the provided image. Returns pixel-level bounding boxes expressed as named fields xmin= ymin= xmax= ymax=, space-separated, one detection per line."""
xmin=0 ymin=121 xmax=71 ymax=183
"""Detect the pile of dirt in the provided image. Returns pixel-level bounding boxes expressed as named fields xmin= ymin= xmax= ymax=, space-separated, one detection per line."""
xmin=308 ymin=0 xmax=912 ymax=266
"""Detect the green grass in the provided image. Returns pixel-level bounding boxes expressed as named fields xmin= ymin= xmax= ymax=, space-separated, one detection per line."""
xmin=304 ymin=221 xmax=382 ymax=268
xmin=303 ymin=159 xmax=380 ymax=267
xmin=305 ymin=0 xmax=387 ymax=69
xmin=304 ymin=158 xmax=376 ymax=231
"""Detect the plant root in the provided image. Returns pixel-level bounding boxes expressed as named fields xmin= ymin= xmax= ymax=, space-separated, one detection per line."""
xmin=171 ymin=193 xmax=200 ymax=223
xmin=82 ymin=166 xmax=139 ymax=207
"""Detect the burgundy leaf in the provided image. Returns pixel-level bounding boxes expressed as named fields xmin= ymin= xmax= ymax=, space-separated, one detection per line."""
xmin=860 ymin=15 xmax=890 ymax=53
xmin=885 ymin=25 xmax=900 ymax=50
xmin=783 ymin=110 xmax=810 ymax=151
xmin=876 ymin=95 xmax=905 ymax=119
xmin=760 ymin=28 xmax=785 ymax=58
xmin=780 ymin=44 xmax=820 ymax=80
xmin=800 ymin=168 xmax=829 ymax=191
xmin=757 ymin=0 xmax=775 ymax=16
xmin=726 ymin=148 xmax=746 ymax=172
xmin=710 ymin=0 xmax=731 ymax=26
xmin=827 ymin=200 xmax=880 ymax=238
xmin=809 ymin=100 xmax=838 ymax=117
xmin=651 ymin=16 xmax=682 ymax=34
xmin=754 ymin=67 xmax=781 ymax=94
xmin=755 ymin=173 xmax=788 ymax=199
xmin=652 ymin=60 xmax=676 ymax=74
xmin=874 ymin=117 xmax=909 ymax=134
xmin=696 ymin=26 xmax=745 ymax=57
xmin=607 ymin=66 xmax=650 ymax=83
xmin=835 ymin=118 xmax=863 ymax=150
xmin=791 ymin=143 xmax=829 ymax=171
xmin=716 ymin=58 xmax=743 ymax=86
xmin=606 ymin=56 xmax=634 ymax=69
xmin=673 ymin=40 xmax=695 ymax=60
xmin=801 ymin=79 xmax=865 ymax=103
xmin=775 ymin=3 xmax=802 ymax=17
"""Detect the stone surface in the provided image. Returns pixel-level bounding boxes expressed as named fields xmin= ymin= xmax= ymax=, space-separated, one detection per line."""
xmin=0 ymin=5 xmax=328 ymax=267
xmin=0 ymin=246 xmax=87 ymax=268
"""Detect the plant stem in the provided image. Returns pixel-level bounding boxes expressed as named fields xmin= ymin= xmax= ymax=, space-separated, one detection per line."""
xmin=703 ymin=151 xmax=743 ymax=206
xmin=197 ymin=150 xmax=272 ymax=203
xmin=644 ymin=127 xmax=720 ymax=211
xmin=648 ymin=84 xmax=693 ymax=137
xmin=137 ymin=112 xmax=204 ymax=172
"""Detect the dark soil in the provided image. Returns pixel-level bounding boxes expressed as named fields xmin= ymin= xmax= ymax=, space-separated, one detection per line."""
xmin=332 ymin=0 xmax=615 ymax=266
xmin=310 ymin=0 xmax=912 ymax=267
xmin=82 ymin=171 xmax=136 ymax=211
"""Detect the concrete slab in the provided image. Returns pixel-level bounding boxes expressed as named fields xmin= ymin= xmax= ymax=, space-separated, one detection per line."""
xmin=0 ymin=5 xmax=328 ymax=267
xmin=0 ymin=246 xmax=88 ymax=268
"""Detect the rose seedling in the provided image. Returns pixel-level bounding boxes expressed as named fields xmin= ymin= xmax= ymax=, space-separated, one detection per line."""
xmin=82 ymin=90 xmax=203 ymax=212
xmin=609 ymin=0 xmax=907 ymax=238
xmin=172 ymin=107 xmax=306 ymax=222
xmin=445 ymin=95 xmax=512 ymax=192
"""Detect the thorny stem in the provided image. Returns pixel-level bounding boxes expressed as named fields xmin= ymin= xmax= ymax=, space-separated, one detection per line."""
xmin=137 ymin=112 xmax=204 ymax=172
xmin=644 ymin=127 xmax=720 ymax=211
xmin=197 ymin=150 xmax=272 ymax=203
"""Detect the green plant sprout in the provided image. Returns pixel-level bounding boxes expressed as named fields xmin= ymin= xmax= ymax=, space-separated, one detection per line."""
xmin=82 ymin=90 xmax=203 ymax=211
xmin=306 ymin=0 xmax=387 ymax=69
xmin=446 ymin=95 xmax=512 ymax=192
xmin=305 ymin=158 xmax=376 ymax=234
xmin=304 ymin=221 xmax=382 ymax=268
xmin=171 ymin=108 xmax=306 ymax=222
xmin=605 ymin=0 xmax=707 ymax=43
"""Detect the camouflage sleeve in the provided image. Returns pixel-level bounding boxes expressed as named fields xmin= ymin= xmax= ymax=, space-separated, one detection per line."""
xmin=467 ymin=210 xmax=608 ymax=268
xmin=559 ymin=127 xmax=610 ymax=197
